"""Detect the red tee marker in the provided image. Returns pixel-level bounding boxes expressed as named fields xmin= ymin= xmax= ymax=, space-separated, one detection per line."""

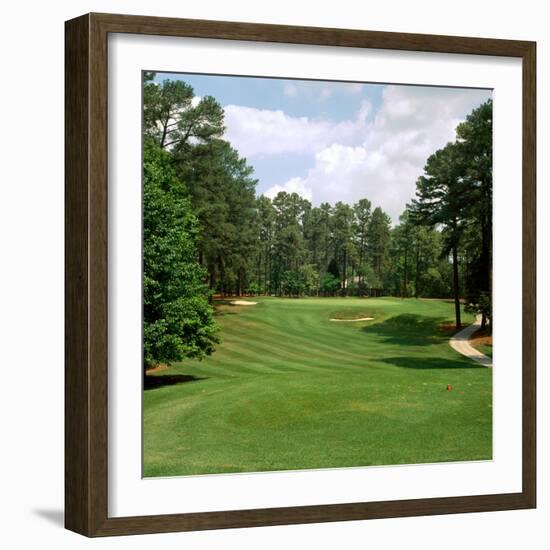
xmin=447 ymin=384 xmax=453 ymax=391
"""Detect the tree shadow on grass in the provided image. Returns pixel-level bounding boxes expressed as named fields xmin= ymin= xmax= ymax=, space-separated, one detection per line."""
xmin=362 ymin=314 xmax=449 ymax=346
xmin=144 ymin=374 xmax=207 ymax=390
xmin=381 ymin=356 xmax=485 ymax=370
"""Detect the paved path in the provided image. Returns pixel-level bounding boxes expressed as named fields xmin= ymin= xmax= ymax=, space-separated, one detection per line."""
xmin=449 ymin=315 xmax=492 ymax=368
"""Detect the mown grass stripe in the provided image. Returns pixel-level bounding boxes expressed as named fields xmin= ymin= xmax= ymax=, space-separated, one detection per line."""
xmin=144 ymin=297 xmax=491 ymax=477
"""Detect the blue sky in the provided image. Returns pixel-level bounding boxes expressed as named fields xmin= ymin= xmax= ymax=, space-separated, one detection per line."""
xmin=155 ymin=72 xmax=491 ymax=222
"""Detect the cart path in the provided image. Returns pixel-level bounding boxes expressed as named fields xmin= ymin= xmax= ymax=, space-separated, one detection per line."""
xmin=449 ymin=315 xmax=492 ymax=368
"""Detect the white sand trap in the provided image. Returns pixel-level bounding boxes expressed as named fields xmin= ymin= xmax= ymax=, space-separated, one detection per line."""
xmin=230 ymin=300 xmax=257 ymax=306
xmin=330 ymin=317 xmax=374 ymax=322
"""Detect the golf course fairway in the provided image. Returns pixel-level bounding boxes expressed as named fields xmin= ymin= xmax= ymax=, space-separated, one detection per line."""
xmin=143 ymin=297 xmax=492 ymax=477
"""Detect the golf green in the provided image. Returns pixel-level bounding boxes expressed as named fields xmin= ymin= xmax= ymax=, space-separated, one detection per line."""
xmin=143 ymin=297 xmax=492 ymax=477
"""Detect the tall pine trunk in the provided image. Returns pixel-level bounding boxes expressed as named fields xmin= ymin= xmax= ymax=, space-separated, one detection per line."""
xmin=415 ymin=245 xmax=420 ymax=298
xmin=452 ymin=244 xmax=462 ymax=328
xmin=480 ymin=210 xmax=491 ymax=329
xmin=237 ymin=268 xmax=243 ymax=297
xmin=263 ymin=245 xmax=269 ymax=295
xmin=342 ymin=249 xmax=347 ymax=295
xmin=403 ymin=247 xmax=408 ymax=298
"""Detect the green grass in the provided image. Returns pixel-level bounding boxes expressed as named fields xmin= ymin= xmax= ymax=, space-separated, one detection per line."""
xmin=470 ymin=327 xmax=493 ymax=358
xmin=475 ymin=343 xmax=493 ymax=358
xmin=143 ymin=297 xmax=492 ymax=477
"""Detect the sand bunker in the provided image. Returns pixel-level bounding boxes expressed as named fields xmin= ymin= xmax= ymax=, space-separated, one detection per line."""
xmin=230 ymin=300 xmax=258 ymax=306
xmin=330 ymin=317 xmax=374 ymax=322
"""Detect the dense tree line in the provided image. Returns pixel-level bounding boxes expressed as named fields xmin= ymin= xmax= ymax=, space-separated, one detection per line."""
xmin=143 ymin=139 xmax=219 ymax=367
xmin=410 ymin=100 xmax=493 ymax=328
xmin=143 ymin=72 xmax=492 ymax=366
xmin=247 ymin=193 xmax=454 ymax=300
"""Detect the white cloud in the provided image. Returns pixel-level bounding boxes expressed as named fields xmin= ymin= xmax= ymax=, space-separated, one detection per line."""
xmin=224 ymin=100 xmax=372 ymax=157
xmin=264 ymin=177 xmax=313 ymax=202
xmin=281 ymin=80 xmax=365 ymax=100
xmin=275 ymin=144 xmax=420 ymax=223
xmin=250 ymin=85 xmax=491 ymax=222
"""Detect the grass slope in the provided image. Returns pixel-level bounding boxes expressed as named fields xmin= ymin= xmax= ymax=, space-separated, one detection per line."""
xmin=477 ymin=344 xmax=493 ymax=358
xmin=144 ymin=297 xmax=492 ymax=477
xmin=470 ymin=327 xmax=493 ymax=359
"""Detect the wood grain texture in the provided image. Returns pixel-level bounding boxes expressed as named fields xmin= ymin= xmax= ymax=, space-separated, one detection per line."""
xmin=521 ymin=42 xmax=537 ymax=508
xmin=88 ymin=13 xmax=110 ymax=535
xmin=65 ymin=14 xmax=91 ymax=535
xmin=93 ymin=12 xmax=533 ymax=56
xmin=64 ymin=12 xmax=537 ymax=537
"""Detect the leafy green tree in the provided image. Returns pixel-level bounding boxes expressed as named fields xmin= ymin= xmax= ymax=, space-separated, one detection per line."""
xmin=271 ymin=192 xmax=310 ymax=290
xmin=318 ymin=203 xmax=334 ymax=270
xmin=320 ymin=273 xmax=340 ymax=296
xmin=413 ymin=226 xmax=449 ymax=297
xmin=391 ymin=211 xmax=415 ymax=297
xmin=281 ymin=270 xmax=305 ymax=297
xmin=303 ymin=206 xmax=329 ymax=271
xmin=143 ymin=77 xmax=224 ymax=149
xmin=367 ymin=207 xmax=391 ymax=293
xmin=411 ymin=142 xmax=469 ymax=327
xmin=255 ymin=196 xmax=276 ymax=294
xmin=143 ymin=140 xmax=219 ymax=367
xmin=299 ymin=264 xmax=320 ymax=295
xmin=142 ymin=78 xmax=492 ymax=313
xmin=175 ymin=139 xmax=258 ymax=295
xmin=326 ymin=258 xmax=340 ymax=281
xmin=456 ymin=100 xmax=493 ymax=327
xmin=353 ymin=198 xmax=372 ymax=284
xmin=144 ymin=75 xmax=259 ymax=297
xmin=331 ymin=202 xmax=356 ymax=293
xmin=361 ymin=263 xmax=381 ymax=294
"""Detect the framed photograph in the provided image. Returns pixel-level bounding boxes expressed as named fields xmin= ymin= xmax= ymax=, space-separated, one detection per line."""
xmin=65 ymin=13 xmax=536 ymax=537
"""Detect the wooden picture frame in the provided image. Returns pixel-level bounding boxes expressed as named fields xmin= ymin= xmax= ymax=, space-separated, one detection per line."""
xmin=65 ymin=12 xmax=536 ymax=537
